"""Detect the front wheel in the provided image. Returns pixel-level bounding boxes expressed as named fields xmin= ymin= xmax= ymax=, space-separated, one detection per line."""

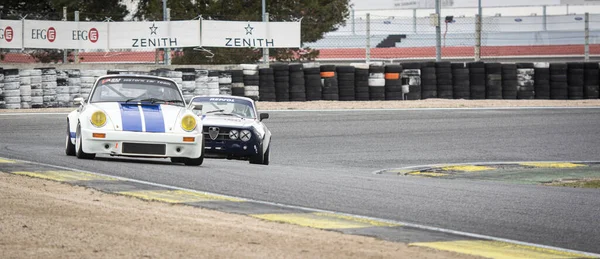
xmin=249 ymin=142 xmax=270 ymax=165
xmin=183 ymin=138 xmax=204 ymax=166
xmin=75 ymin=123 xmax=96 ymax=160
xmin=65 ymin=121 xmax=76 ymax=156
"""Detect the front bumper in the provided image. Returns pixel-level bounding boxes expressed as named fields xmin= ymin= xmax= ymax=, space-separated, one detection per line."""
xmin=204 ymin=138 xmax=260 ymax=158
xmin=80 ymin=128 xmax=203 ymax=158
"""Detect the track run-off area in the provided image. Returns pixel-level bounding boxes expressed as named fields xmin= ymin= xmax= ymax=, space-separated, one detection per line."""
xmin=1 ymin=106 xmax=600 ymax=258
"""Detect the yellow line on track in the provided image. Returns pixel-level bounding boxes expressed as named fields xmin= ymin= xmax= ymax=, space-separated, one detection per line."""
xmin=410 ymin=240 xmax=596 ymax=259
xmin=439 ymin=165 xmax=495 ymax=172
xmin=117 ymin=190 xmax=243 ymax=203
xmin=12 ymin=171 xmax=119 ymax=182
xmin=519 ymin=162 xmax=586 ymax=168
xmin=0 ymin=158 xmax=17 ymax=163
xmin=251 ymin=212 xmax=400 ymax=229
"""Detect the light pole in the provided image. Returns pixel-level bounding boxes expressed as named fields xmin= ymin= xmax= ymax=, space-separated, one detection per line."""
xmin=262 ymin=0 xmax=269 ymax=65
xmin=163 ymin=0 xmax=170 ymax=65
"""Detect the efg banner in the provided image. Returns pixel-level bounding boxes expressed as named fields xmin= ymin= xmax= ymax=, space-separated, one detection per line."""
xmin=201 ymin=20 xmax=301 ymax=48
xmin=0 ymin=20 xmax=23 ymax=49
xmin=23 ymin=20 xmax=108 ymax=49
xmin=108 ymin=21 xmax=200 ymax=49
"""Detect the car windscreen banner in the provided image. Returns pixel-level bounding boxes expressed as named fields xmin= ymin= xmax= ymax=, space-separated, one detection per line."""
xmin=100 ymin=77 xmax=178 ymax=88
xmin=201 ymin=20 xmax=301 ymax=48
xmin=108 ymin=21 xmax=201 ymax=49
xmin=191 ymin=96 xmax=254 ymax=107
xmin=23 ymin=20 xmax=108 ymax=49
xmin=0 ymin=20 xmax=23 ymax=49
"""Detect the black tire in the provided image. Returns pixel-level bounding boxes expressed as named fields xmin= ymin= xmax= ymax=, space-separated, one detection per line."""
xmin=75 ymin=123 xmax=95 ymax=159
xmin=65 ymin=121 xmax=75 ymax=156
xmin=184 ymin=138 xmax=205 ymax=166
xmin=250 ymin=142 xmax=270 ymax=165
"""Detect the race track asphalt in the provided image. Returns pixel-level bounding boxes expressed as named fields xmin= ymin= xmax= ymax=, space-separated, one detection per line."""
xmin=1 ymin=108 xmax=599 ymax=253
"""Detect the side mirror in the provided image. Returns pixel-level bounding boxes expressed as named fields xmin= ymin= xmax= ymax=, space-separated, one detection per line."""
xmin=189 ymin=102 xmax=203 ymax=115
xmin=73 ymin=97 xmax=85 ymax=105
xmin=259 ymin=113 xmax=269 ymax=121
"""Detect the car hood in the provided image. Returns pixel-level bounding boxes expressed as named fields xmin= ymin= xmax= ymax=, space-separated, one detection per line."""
xmin=90 ymin=102 xmax=186 ymax=132
xmin=200 ymin=115 xmax=258 ymax=128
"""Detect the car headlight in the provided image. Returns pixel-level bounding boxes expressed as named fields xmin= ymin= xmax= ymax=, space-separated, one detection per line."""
xmin=240 ymin=130 xmax=252 ymax=142
xmin=181 ymin=115 xmax=197 ymax=132
xmin=90 ymin=111 xmax=107 ymax=127
xmin=229 ymin=130 xmax=239 ymax=140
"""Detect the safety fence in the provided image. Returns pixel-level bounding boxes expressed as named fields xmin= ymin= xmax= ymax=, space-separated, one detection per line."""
xmin=1 ymin=61 xmax=599 ymax=109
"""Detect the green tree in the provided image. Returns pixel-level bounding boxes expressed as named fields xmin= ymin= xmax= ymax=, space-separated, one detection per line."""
xmin=133 ymin=0 xmax=350 ymax=64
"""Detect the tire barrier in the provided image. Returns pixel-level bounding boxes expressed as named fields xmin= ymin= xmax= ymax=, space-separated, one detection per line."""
xmin=468 ymin=62 xmax=486 ymax=99
xmin=337 ymin=66 xmax=355 ymax=101
xmin=420 ymin=62 xmax=437 ymax=99
xmin=451 ymin=63 xmax=469 ymax=99
xmin=384 ymin=64 xmax=403 ymax=100
xmin=485 ymin=63 xmax=503 ymax=99
xmin=403 ymin=62 xmax=421 ymax=100
xmin=516 ymin=63 xmax=535 ymax=100
xmin=534 ymin=62 xmax=550 ymax=99
xmin=567 ymin=62 xmax=584 ymax=100
xmin=584 ymin=62 xmax=600 ymax=99
xmin=1 ymin=61 xmax=600 ymax=109
xmin=368 ymin=64 xmax=385 ymax=100
xmin=289 ymin=64 xmax=306 ymax=102
xmin=271 ymin=63 xmax=290 ymax=102
xmin=259 ymin=68 xmax=276 ymax=102
xmin=550 ymin=63 xmax=568 ymax=100
xmin=321 ymin=65 xmax=339 ymax=101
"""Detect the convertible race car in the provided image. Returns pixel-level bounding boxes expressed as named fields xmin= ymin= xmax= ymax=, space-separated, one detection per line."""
xmin=65 ymin=75 xmax=205 ymax=166
xmin=189 ymin=95 xmax=271 ymax=165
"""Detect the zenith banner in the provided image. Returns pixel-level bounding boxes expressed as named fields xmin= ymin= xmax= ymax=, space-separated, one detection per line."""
xmin=0 ymin=20 xmax=23 ymax=49
xmin=108 ymin=21 xmax=200 ymax=49
xmin=201 ymin=20 xmax=301 ymax=48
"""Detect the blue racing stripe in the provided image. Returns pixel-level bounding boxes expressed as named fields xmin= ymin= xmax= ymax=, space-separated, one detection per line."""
xmin=120 ymin=103 xmax=143 ymax=132
xmin=141 ymin=105 xmax=165 ymax=133
xmin=70 ymin=132 xmax=76 ymax=138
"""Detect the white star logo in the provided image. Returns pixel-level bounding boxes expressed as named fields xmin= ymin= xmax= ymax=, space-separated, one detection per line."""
xmin=149 ymin=23 xmax=158 ymax=35
xmin=244 ymin=24 xmax=253 ymax=35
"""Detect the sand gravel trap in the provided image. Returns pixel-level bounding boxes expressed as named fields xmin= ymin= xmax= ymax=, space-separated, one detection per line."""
xmin=0 ymin=173 xmax=480 ymax=258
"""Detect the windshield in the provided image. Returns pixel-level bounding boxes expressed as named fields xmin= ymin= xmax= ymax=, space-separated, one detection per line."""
xmin=190 ymin=97 xmax=256 ymax=119
xmin=90 ymin=77 xmax=184 ymax=106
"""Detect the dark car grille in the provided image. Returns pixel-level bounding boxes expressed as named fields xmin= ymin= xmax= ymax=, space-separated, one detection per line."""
xmin=122 ymin=142 xmax=166 ymax=155
xmin=203 ymin=126 xmax=237 ymax=141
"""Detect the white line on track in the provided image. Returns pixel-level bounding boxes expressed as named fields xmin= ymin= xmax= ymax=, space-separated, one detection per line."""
xmin=4 ymin=156 xmax=600 ymax=258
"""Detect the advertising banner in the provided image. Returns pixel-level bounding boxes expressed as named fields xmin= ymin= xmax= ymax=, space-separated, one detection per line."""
xmin=201 ymin=20 xmax=301 ymax=48
xmin=108 ymin=21 xmax=200 ymax=49
xmin=0 ymin=20 xmax=23 ymax=49
xmin=23 ymin=20 xmax=108 ymax=49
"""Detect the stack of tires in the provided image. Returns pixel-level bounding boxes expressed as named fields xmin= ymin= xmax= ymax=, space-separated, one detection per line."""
xmin=41 ymin=68 xmax=57 ymax=108
xmin=242 ymin=64 xmax=260 ymax=101
xmin=56 ymin=70 xmax=70 ymax=107
xmin=501 ymin=64 xmax=518 ymax=99
xmin=321 ymin=65 xmax=339 ymax=100
xmin=79 ymin=70 xmax=95 ymax=100
xmin=368 ymin=64 xmax=385 ymax=100
xmin=30 ymin=69 xmax=43 ymax=108
xmin=230 ymin=70 xmax=245 ymax=97
xmin=420 ymin=62 xmax=437 ymax=99
xmin=534 ymin=63 xmax=550 ymax=99
xmin=567 ymin=62 xmax=584 ymax=100
xmin=19 ymin=69 xmax=32 ymax=109
xmin=175 ymin=68 xmax=196 ymax=102
xmin=304 ymin=66 xmax=322 ymax=101
xmin=67 ymin=69 xmax=81 ymax=105
xmin=468 ymin=62 xmax=486 ymax=99
xmin=207 ymin=71 xmax=220 ymax=96
xmin=354 ymin=66 xmax=370 ymax=101
xmin=258 ymin=68 xmax=276 ymax=101
xmin=384 ymin=64 xmax=403 ymax=100
xmin=336 ymin=66 xmax=355 ymax=101
xmin=583 ymin=62 xmax=600 ymax=99
xmin=516 ymin=63 xmax=535 ymax=99
xmin=402 ymin=63 xmax=421 ymax=100
xmin=289 ymin=64 xmax=306 ymax=101
xmin=271 ymin=64 xmax=290 ymax=102
xmin=550 ymin=63 xmax=568 ymax=99
xmin=3 ymin=69 xmax=20 ymax=109
xmin=0 ymin=68 xmax=4 ymax=108
xmin=435 ymin=62 xmax=452 ymax=99
xmin=485 ymin=63 xmax=502 ymax=99
xmin=218 ymin=71 xmax=232 ymax=96
xmin=194 ymin=70 xmax=209 ymax=96
xmin=451 ymin=63 xmax=469 ymax=99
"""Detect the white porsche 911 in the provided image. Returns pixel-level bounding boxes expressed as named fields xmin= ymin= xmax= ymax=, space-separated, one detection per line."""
xmin=65 ymin=75 xmax=205 ymax=166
